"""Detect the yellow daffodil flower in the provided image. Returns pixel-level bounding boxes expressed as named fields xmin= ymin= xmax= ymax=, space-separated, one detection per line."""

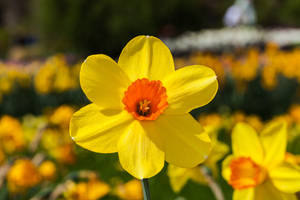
xmin=64 ymin=179 xmax=110 ymax=200
xmin=0 ymin=115 xmax=25 ymax=154
xmin=70 ymin=35 xmax=218 ymax=179
xmin=7 ymin=159 xmax=41 ymax=193
xmin=50 ymin=105 xmax=75 ymax=129
xmin=168 ymin=125 xmax=228 ymax=192
xmin=38 ymin=160 xmax=57 ymax=181
xmin=285 ymin=153 xmax=300 ymax=166
xmin=222 ymin=121 xmax=300 ymax=200
xmin=115 ymin=179 xmax=143 ymax=200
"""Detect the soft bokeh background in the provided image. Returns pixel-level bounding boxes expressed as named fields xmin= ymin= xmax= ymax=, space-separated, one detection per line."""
xmin=1 ymin=0 xmax=300 ymax=199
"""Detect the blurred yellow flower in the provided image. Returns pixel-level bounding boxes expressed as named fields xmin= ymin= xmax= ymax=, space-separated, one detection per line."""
xmin=285 ymin=153 xmax=300 ymax=166
xmin=0 ymin=115 xmax=25 ymax=153
xmin=70 ymin=35 xmax=218 ymax=179
xmin=7 ymin=159 xmax=41 ymax=193
xmin=22 ymin=114 xmax=47 ymax=143
xmin=0 ymin=75 xmax=13 ymax=94
xmin=115 ymin=179 xmax=143 ymax=200
xmin=38 ymin=160 xmax=56 ymax=181
xmin=289 ymin=104 xmax=300 ymax=124
xmin=261 ymin=65 xmax=277 ymax=90
xmin=198 ymin=113 xmax=222 ymax=129
xmin=245 ymin=115 xmax=263 ymax=133
xmin=34 ymin=55 xmax=78 ymax=94
xmin=231 ymin=112 xmax=263 ymax=132
xmin=222 ymin=121 xmax=300 ymax=200
xmin=232 ymin=49 xmax=259 ymax=83
xmin=50 ymin=105 xmax=75 ymax=129
xmin=52 ymin=144 xmax=75 ymax=164
xmin=41 ymin=128 xmax=62 ymax=150
xmin=189 ymin=52 xmax=225 ymax=86
xmin=64 ymin=179 xmax=110 ymax=200
xmin=0 ymin=149 xmax=5 ymax=164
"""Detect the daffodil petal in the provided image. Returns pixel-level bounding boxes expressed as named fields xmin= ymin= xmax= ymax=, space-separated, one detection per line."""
xmin=269 ymin=162 xmax=300 ymax=193
xmin=222 ymin=155 xmax=235 ymax=182
xmin=255 ymin=180 xmax=297 ymax=200
xmin=117 ymin=120 xmax=165 ymax=179
xmin=190 ymin=167 xmax=207 ymax=185
xmin=260 ymin=121 xmax=287 ymax=167
xmin=118 ymin=35 xmax=174 ymax=81
xmin=162 ymin=65 xmax=218 ymax=114
xmin=70 ymin=104 xmax=133 ymax=153
xmin=80 ymin=54 xmax=130 ymax=109
xmin=280 ymin=194 xmax=298 ymax=200
xmin=233 ymin=188 xmax=255 ymax=200
xmin=232 ymin=123 xmax=264 ymax=164
xmin=144 ymin=114 xmax=211 ymax=168
xmin=167 ymin=165 xmax=191 ymax=192
xmin=206 ymin=140 xmax=229 ymax=177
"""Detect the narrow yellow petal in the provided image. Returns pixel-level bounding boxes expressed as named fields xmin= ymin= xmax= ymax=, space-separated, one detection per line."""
xmin=255 ymin=180 xmax=297 ymax=200
xmin=205 ymin=140 xmax=229 ymax=177
xmin=280 ymin=194 xmax=298 ymax=200
xmin=162 ymin=65 xmax=218 ymax=114
xmin=117 ymin=121 xmax=165 ymax=179
xmin=233 ymin=188 xmax=255 ymax=200
xmin=269 ymin=162 xmax=300 ymax=193
xmin=189 ymin=167 xmax=207 ymax=185
xmin=80 ymin=54 xmax=130 ymax=109
xmin=222 ymin=155 xmax=235 ymax=182
xmin=167 ymin=165 xmax=206 ymax=192
xmin=260 ymin=121 xmax=287 ymax=168
xmin=118 ymin=35 xmax=174 ymax=81
xmin=143 ymin=114 xmax=211 ymax=168
xmin=70 ymin=104 xmax=133 ymax=153
xmin=232 ymin=123 xmax=264 ymax=164
xmin=167 ymin=165 xmax=191 ymax=192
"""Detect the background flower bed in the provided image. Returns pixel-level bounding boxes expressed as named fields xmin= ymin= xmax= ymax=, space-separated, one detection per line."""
xmin=0 ymin=43 xmax=300 ymax=199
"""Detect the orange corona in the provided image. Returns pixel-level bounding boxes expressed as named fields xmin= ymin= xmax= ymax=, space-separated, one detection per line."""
xmin=122 ymin=78 xmax=168 ymax=120
xmin=229 ymin=157 xmax=266 ymax=189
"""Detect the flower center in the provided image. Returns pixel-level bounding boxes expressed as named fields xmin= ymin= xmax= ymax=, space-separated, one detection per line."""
xmin=229 ymin=157 xmax=267 ymax=190
xmin=122 ymin=78 xmax=168 ymax=120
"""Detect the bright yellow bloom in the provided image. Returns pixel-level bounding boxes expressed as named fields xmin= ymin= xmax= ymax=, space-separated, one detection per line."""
xmin=70 ymin=35 xmax=218 ymax=179
xmin=38 ymin=160 xmax=56 ymax=180
xmin=168 ymin=125 xmax=228 ymax=192
xmin=64 ymin=179 xmax=110 ymax=200
xmin=41 ymin=126 xmax=75 ymax=164
xmin=7 ymin=159 xmax=41 ymax=193
xmin=50 ymin=105 xmax=75 ymax=129
xmin=0 ymin=115 xmax=25 ymax=153
xmin=115 ymin=179 xmax=143 ymax=200
xmin=285 ymin=153 xmax=300 ymax=166
xmin=52 ymin=144 xmax=76 ymax=164
xmin=34 ymin=55 xmax=78 ymax=94
xmin=222 ymin=121 xmax=300 ymax=200
xmin=289 ymin=104 xmax=300 ymax=124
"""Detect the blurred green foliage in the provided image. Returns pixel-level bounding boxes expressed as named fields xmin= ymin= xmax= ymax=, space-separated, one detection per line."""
xmin=30 ymin=0 xmax=232 ymax=55
xmin=3 ymin=0 xmax=300 ymax=55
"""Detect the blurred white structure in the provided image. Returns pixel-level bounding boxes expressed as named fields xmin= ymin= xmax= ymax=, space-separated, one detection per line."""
xmin=224 ymin=0 xmax=256 ymax=27
xmin=164 ymin=27 xmax=300 ymax=52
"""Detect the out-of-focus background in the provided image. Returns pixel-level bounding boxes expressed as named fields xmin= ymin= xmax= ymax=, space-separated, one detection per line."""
xmin=1 ymin=0 xmax=300 ymax=199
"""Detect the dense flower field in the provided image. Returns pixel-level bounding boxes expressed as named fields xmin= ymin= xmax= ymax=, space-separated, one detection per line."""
xmin=0 ymin=42 xmax=300 ymax=200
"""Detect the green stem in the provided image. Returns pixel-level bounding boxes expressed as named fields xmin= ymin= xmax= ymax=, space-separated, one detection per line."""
xmin=141 ymin=178 xmax=151 ymax=200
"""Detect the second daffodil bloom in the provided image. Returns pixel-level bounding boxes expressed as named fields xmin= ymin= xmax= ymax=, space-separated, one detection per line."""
xmin=222 ymin=121 xmax=300 ymax=200
xmin=70 ymin=35 xmax=218 ymax=179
